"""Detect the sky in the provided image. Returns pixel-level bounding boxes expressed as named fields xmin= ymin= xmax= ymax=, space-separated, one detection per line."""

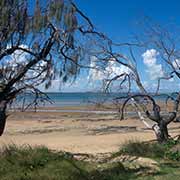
xmin=31 ymin=0 xmax=180 ymax=92
xmin=75 ymin=0 xmax=180 ymax=41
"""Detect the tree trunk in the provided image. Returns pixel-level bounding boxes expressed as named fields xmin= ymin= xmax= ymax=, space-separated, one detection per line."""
xmin=153 ymin=121 xmax=169 ymax=143
xmin=0 ymin=100 xmax=7 ymax=136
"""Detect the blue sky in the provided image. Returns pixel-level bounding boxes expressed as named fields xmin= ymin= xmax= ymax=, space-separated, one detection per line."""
xmin=29 ymin=0 xmax=180 ymax=92
xmin=75 ymin=0 xmax=180 ymax=41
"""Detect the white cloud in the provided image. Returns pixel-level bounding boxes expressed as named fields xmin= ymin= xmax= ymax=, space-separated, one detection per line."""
xmin=2 ymin=45 xmax=30 ymax=68
xmin=172 ymin=59 xmax=180 ymax=70
xmin=106 ymin=60 xmax=131 ymax=78
xmin=0 ymin=44 xmax=49 ymax=84
xmin=142 ymin=49 xmax=158 ymax=65
xmin=88 ymin=56 xmax=105 ymax=80
xmin=142 ymin=49 xmax=164 ymax=80
xmin=1 ymin=45 xmax=48 ymax=69
xmin=88 ymin=56 xmax=131 ymax=81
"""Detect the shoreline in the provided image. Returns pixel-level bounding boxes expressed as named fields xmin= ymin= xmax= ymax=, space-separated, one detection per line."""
xmin=0 ymin=109 xmax=179 ymax=154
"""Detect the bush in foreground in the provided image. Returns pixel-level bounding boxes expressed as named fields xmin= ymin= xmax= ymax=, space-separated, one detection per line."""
xmin=0 ymin=143 xmax=179 ymax=180
xmin=0 ymin=145 xmax=135 ymax=180
xmin=0 ymin=145 xmax=89 ymax=180
xmin=116 ymin=139 xmax=180 ymax=161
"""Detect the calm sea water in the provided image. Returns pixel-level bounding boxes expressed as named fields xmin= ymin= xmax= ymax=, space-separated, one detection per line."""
xmin=45 ymin=92 xmax=110 ymax=106
xmin=13 ymin=92 xmax=168 ymax=108
xmin=15 ymin=92 xmax=122 ymax=107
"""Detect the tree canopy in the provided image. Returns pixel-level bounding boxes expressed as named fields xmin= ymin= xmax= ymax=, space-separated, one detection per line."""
xmin=0 ymin=0 xmax=107 ymax=135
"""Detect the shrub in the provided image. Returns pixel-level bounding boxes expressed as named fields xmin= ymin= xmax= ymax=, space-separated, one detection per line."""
xmin=117 ymin=139 xmax=180 ymax=161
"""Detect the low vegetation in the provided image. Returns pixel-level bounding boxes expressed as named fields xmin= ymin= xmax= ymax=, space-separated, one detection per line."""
xmin=115 ymin=139 xmax=180 ymax=161
xmin=0 ymin=141 xmax=179 ymax=180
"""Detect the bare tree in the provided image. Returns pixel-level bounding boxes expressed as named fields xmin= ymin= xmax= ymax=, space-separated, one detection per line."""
xmin=0 ymin=0 xmax=107 ymax=135
xmin=92 ymin=23 xmax=180 ymax=143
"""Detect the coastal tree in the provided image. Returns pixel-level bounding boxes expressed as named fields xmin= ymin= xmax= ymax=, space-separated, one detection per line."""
xmin=0 ymin=0 xmax=107 ymax=135
xmin=92 ymin=23 xmax=180 ymax=143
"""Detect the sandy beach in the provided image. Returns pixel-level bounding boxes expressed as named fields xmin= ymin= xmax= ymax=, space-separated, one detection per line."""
xmin=0 ymin=106 xmax=179 ymax=155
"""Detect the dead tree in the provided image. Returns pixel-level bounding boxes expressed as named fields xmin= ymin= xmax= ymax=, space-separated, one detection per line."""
xmin=93 ymin=27 xmax=180 ymax=143
xmin=118 ymin=93 xmax=180 ymax=143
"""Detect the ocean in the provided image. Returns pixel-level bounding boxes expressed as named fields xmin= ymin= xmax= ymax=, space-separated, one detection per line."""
xmin=14 ymin=92 xmax=123 ymax=108
xmin=10 ymin=92 xmax=171 ymax=113
xmin=12 ymin=92 xmax=170 ymax=107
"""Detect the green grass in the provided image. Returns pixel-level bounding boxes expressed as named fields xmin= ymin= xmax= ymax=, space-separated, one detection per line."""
xmin=0 ymin=144 xmax=140 ymax=180
xmin=113 ymin=140 xmax=166 ymax=159
xmin=0 ymin=144 xmax=91 ymax=180
xmin=0 ymin=143 xmax=179 ymax=180
xmin=112 ymin=139 xmax=180 ymax=161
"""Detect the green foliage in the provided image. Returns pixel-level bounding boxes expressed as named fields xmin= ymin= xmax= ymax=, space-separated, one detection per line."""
xmin=115 ymin=139 xmax=180 ymax=161
xmin=163 ymin=139 xmax=180 ymax=161
xmin=0 ymin=144 xmax=179 ymax=180
xmin=0 ymin=145 xmax=130 ymax=180
xmin=116 ymin=140 xmax=166 ymax=158
xmin=0 ymin=0 xmax=84 ymax=92
xmin=0 ymin=0 xmax=78 ymax=40
xmin=165 ymin=150 xmax=180 ymax=161
xmin=0 ymin=144 xmax=89 ymax=180
xmin=49 ymin=0 xmax=64 ymax=22
xmin=0 ymin=144 xmax=155 ymax=180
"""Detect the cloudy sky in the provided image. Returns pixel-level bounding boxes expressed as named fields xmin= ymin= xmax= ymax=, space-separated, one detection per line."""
xmin=29 ymin=0 xmax=180 ymax=92
xmin=46 ymin=48 xmax=180 ymax=92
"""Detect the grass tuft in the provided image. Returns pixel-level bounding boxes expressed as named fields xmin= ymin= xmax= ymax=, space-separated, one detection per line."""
xmin=0 ymin=143 xmax=179 ymax=180
xmin=113 ymin=139 xmax=180 ymax=161
xmin=120 ymin=140 xmax=165 ymax=158
xmin=0 ymin=144 xmax=89 ymax=180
